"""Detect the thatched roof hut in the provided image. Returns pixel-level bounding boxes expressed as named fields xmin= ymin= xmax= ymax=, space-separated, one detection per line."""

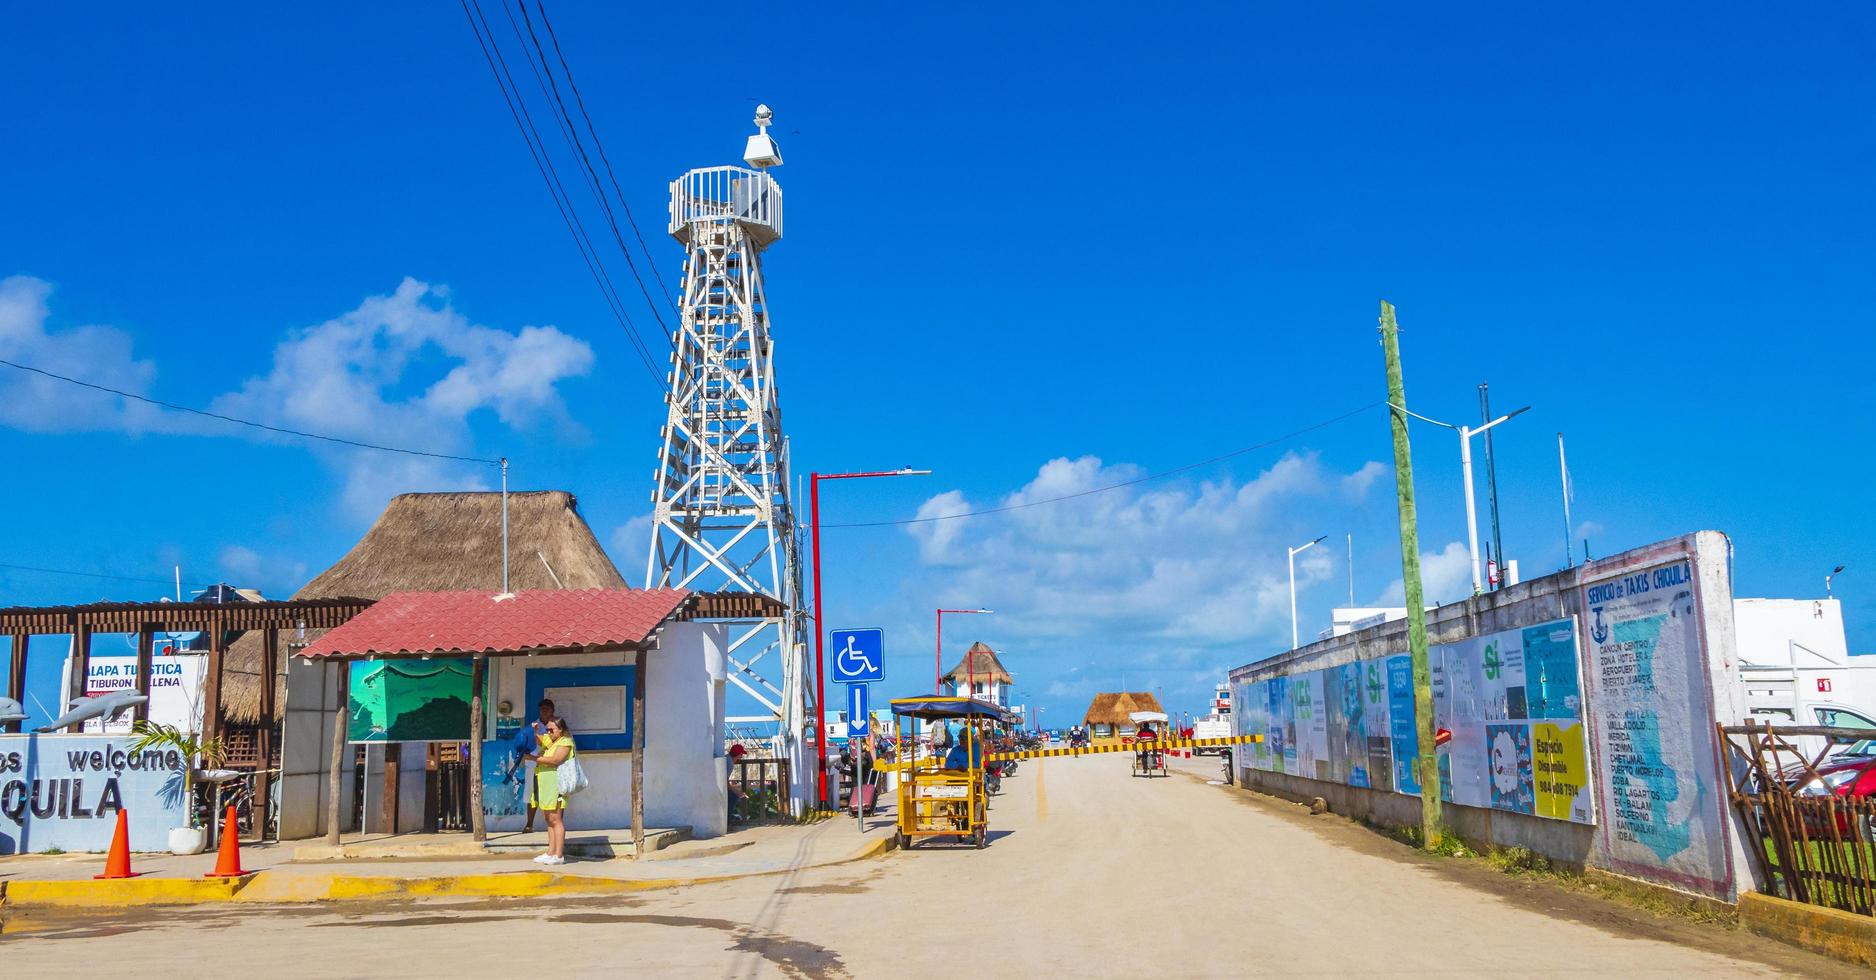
xmin=222 ymin=491 xmax=626 ymax=724
xmin=1082 ymin=691 xmax=1166 ymax=731
xmin=940 ymin=641 xmax=1013 ymax=686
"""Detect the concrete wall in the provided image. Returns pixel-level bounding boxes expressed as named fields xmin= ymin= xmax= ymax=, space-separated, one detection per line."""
xmin=280 ymin=658 xmax=356 ymax=841
xmin=1230 ymin=531 xmax=1752 ymax=901
xmin=485 ymin=622 xmax=728 ymax=837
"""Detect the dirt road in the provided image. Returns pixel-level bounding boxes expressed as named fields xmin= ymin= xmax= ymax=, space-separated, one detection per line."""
xmin=0 ymin=753 xmax=1854 ymax=977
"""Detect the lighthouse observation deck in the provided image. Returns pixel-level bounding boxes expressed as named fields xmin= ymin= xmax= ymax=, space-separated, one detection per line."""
xmin=669 ymin=165 xmax=782 ymax=248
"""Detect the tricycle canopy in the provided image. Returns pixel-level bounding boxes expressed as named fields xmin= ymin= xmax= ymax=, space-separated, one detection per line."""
xmin=889 ymin=696 xmax=1019 ymax=724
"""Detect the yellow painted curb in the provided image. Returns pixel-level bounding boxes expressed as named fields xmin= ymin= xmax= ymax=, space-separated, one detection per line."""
xmin=4 ymin=835 xmax=899 ymax=911
xmin=3 ymin=874 xmax=255 ymax=909
xmin=1740 ymin=892 xmax=1876 ymax=969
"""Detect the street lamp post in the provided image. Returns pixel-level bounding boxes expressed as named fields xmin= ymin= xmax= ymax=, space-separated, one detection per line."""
xmin=1828 ymin=565 xmax=1846 ymax=599
xmin=810 ymin=467 xmax=929 ymax=809
xmin=1289 ymin=535 xmax=1326 ymax=650
xmin=936 ymin=608 xmax=992 ymax=696
xmin=1395 ymin=403 xmax=1530 ymax=595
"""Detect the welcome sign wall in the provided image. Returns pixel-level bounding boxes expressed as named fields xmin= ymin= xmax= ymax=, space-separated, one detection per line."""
xmin=0 ymin=735 xmax=189 ymax=854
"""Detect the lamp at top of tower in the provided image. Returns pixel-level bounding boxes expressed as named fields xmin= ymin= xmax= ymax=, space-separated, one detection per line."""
xmin=745 ymin=103 xmax=783 ymax=169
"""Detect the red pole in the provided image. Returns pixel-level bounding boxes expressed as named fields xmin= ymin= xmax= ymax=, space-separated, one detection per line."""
xmin=810 ymin=473 xmax=827 ymax=810
xmin=935 ymin=609 xmax=942 ymax=696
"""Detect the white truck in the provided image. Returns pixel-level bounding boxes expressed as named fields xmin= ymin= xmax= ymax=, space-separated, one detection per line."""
xmin=1192 ymin=683 xmax=1233 ymax=754
xmin=1734 ymin=598 xmax=1876 ymax=759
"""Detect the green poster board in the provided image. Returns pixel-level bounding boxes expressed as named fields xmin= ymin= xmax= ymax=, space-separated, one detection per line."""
xmin=347 ymin=658 xmax=474 ymax=742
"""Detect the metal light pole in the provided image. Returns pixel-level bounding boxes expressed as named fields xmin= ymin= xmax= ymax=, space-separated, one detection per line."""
xmin=1828 ymin=565 xmax=1846 ymax=599
xmin=1395 ymin=403 xmax=1530 ymax=595
xmin=936 ymin=608 xmax=992 ymax=696
xmin=810 ymin=467 xmax=929 ymax=809
xmin=1288 ymin=535 xmax=1326 ymax=650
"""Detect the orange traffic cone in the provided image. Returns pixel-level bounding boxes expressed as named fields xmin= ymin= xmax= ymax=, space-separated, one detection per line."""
xmin=204 ymin=805 xmax=248 ymax=878
xmin=94 ymin=808 xmax=141 ymax=879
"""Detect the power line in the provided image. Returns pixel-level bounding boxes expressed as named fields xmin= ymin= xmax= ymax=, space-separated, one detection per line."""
xmin=511 ymin=0 xmax=675 ymax=330
xmin=824 ymin=401 xmax=1386 ymax=529
xmin=0 ymin=562 xmax=217 ymax=591
xmin=459 ymin=0 xmax=666 ymax=387
xmin=530 ymin=0 xmax=676 ymax=312
xmin=0 ymin=356 xmax=501 ymax=464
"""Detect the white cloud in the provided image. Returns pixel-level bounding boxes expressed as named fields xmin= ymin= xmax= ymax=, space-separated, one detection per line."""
xmin=1376 ymin=540 xmax=1474 ymax=607
xmin=211 ymin=278 xmax=593 ymax=515
xmin=217 ymin=544 xmax=307 ymax=594
xmin=2 ymin=276 xmax=594 ymax=519
xmin=0 ymin=276 xmax=163 ymax=433
xmin=1341 ymin=460 xmax=1388 ymax=501
xmin=902 ymin=451 xmax=1366 ymax=657
xmin=608 ymin=515 xmax=654 ymax=580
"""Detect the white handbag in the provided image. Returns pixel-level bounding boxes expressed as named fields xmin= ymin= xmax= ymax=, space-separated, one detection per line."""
xmin=556 ymin=753 xmax=589 ymax=797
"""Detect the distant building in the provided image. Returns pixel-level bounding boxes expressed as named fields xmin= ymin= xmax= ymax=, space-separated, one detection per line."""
xmin=941 ymin=641 xmax=1014 ymax=706
xmin=1081 ymin=691 xmax=1165 ymax=739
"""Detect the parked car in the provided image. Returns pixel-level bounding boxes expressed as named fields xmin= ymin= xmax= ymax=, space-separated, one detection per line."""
xmin=1794 ymin=739 xmax=1876 ymax=838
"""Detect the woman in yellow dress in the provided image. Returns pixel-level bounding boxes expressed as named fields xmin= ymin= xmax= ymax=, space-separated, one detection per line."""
xmin=526 ymin=717 xmax=576 ymax=865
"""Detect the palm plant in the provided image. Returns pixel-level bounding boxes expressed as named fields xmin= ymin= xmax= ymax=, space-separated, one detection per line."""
xmin=129 ymin=720 xmax=227 ymax=828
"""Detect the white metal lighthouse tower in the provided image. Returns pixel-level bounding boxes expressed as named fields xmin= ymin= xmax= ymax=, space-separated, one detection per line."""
xmin=647 ymin=106 xmax=809 ymax=795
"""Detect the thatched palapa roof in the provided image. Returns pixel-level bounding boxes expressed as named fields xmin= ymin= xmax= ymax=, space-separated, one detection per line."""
xmin=1082 ymin=691 xmax=1165 ymax=727
xmin=222 ymin=491 xmax=626 ymax=723
xmin=940 ymin=641 xmax=1013 ymax=686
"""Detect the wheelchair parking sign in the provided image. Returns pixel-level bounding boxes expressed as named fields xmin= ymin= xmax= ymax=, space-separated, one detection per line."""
xmin=830 ymin=628 xmax=885 ymax=683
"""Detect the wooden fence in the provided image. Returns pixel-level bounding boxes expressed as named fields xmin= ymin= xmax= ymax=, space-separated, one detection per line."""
xmin=731 ymin=757 xmax=791 ymax=823
xmin=1720 ymin=722 xmax=1876 ymax=915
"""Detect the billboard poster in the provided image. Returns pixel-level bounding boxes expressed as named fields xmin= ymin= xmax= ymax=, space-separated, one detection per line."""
xmin=1385 ymin=654 xmax=1421 ymax=796
xmin=347 ymin=658 xmax=475 ymax=742
xmin=60 ymin=654 xmax=207 ymax=734
xmin=1583 ymin=559 xmax=1730 ymax=893
xmin=1486 ymin=722 xmax=1535 ymax=813
xmin=1322 ymin=667 xmax=1350 ymax=785
xmin=1268 ymin=677 xmax=1291 ymax=774
xmin=1435 ymin=639 xmax=1490 ymax=808
xmin=1533 ymin=721 xmax=1592 ymax=821
xmin=1291 ymin=672 xmax=1329 ymax=780
xmin=480 ymin=739 xmax=528 ymax=820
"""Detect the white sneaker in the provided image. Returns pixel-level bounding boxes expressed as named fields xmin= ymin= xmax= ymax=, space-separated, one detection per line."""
xmin=542 ymin=855 xmax=566 ymax=866
xmin=532 ymin=853 xmax=552 ymax=863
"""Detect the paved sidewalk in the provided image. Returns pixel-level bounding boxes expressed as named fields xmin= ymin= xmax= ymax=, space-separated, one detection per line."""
xmin=0 ymin=812 xmax=895 ymax=909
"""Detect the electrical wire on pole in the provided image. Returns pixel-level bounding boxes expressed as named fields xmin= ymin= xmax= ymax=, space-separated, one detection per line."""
xmin=522 ymin=0 xmax=676 ymax=315
xmin=459 ymin=0 xmax=665 ymax=387
xmin=0 ymin=356 xmax=501 ymax=464
xmin=504 ymin=0 xmax=672 ymax=336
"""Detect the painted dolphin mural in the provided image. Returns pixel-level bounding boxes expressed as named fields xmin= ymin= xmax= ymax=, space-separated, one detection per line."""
xmin=34 ymin=691 xmax=150 ymax=732
xmin=0 ymin=696 xmax=26 ymax=725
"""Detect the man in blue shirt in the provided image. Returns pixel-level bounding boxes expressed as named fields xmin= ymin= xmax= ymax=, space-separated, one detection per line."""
xmin=516 ymin=698 xmax=556 ymax=833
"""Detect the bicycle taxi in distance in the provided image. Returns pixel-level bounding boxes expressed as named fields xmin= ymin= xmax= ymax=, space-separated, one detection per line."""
xmin=889 ymin=696 xmax=1019 ymax=850
xmin=1128 ymin=710 xmax=1170 ymax=778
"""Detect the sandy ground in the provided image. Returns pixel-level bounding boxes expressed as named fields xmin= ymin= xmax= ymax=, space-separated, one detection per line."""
xmin=0 ymin=752 xmax=1860 ymax=978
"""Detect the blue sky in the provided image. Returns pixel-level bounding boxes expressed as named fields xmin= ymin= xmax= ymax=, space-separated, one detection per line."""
xmin=2 ymin=3 xmax=1872 ymax=729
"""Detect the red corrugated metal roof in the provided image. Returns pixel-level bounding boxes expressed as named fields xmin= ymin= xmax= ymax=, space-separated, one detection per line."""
xmin=296 ymin=589 xmax=693 ymax=659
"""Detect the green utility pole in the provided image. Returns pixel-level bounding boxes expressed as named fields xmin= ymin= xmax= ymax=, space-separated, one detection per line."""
xmin=1380 ymin=300 xmax=1443 ymax=849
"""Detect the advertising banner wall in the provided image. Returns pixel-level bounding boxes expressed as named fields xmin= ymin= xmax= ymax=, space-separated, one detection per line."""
xmin=1229 ymin=533 xmax=1741 ymax=900
xmin=1235 ymin=618 xmax=1592 ymax=827
xmin=0 ymin=735 xmax=189 ymax=854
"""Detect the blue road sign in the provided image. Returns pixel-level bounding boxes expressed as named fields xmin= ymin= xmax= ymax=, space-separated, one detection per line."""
xmin=830 ymin=628 xmax=885 ymax=683
xmin=847 ymin=683 xmax=870 ymax=737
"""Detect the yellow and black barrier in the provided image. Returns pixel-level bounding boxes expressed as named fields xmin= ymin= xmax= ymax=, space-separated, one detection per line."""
xmin=873 ymin=734 xmax=1261 ymax=771
xmin=984 ymin=734 xmax=1261 ymax=763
